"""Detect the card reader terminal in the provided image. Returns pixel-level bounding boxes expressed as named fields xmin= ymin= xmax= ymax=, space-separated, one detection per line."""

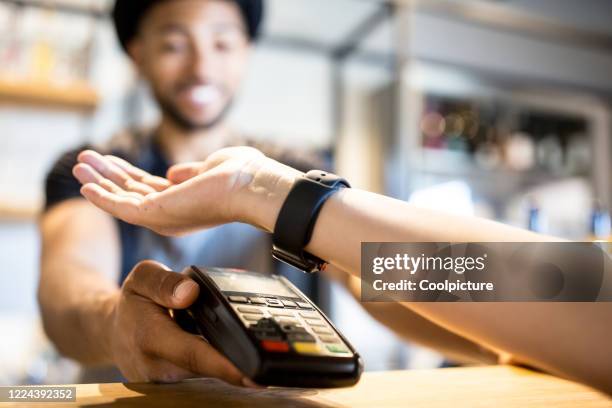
xmin=173 ymin=266 xmax=363 ymax=388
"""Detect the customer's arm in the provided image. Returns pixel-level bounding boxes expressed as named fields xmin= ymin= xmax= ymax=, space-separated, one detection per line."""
xmin=325 ymin=265 xmax=499 ymax=365
xmin=281 ymin=180 xmax=611 ymax=394
xmin=72 ymin=147 xmax=612 ymax=394
xmin=304 ymin=193 xmax=611 ymax=392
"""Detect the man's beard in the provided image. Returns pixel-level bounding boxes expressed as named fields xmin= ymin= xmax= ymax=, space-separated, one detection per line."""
xmin=156 ymin=92 xmax=234 ymax=132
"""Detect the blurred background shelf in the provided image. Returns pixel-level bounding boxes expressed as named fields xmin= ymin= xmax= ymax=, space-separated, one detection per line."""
xmin=405 ymin=148 xmax=583 ymax=203
xmin=0 ymin=79 xmax=99 ymax=111
xmin=0 ymin=202 xmax=40 ymax=221
xmin=410 ymin=148 xmax=575 ymax=180
xmin=0 ymin=0 xmax=108 ymax=17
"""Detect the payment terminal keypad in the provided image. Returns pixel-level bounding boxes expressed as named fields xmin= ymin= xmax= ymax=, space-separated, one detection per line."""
xmin=228 ymin=295 xmax=352 ymax=357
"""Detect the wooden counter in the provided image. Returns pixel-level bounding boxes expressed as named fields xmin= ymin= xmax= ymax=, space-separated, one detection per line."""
xmin=1 ymin=365 xmax=610 ymax=408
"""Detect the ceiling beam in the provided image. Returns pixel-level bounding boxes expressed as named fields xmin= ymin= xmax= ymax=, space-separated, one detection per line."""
xmin=400 ymin=0 xmax=612 ymax=53
xmin=332 ymin=3 xmax=394 ymax=60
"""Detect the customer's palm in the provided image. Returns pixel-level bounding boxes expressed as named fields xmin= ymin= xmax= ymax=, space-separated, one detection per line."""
xmin=73 ymin=146 xmax=278 ymax=236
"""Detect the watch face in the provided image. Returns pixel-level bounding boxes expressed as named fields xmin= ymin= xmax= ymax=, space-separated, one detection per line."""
xmin=271 ymin=248 xmax=322 ymax=274
xmin=305 ymin=170 xmax=351 ymax=189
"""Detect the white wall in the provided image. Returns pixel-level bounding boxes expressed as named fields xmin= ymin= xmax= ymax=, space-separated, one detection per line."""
xmin=230 ymin=44 xmax=333 ymax=148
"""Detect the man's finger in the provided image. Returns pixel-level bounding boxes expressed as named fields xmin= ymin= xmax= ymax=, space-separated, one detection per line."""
xmin=143 ymin=315 xmax=245 ymax=387
xmin=123 ymin=260 xmax=200 ymax=309
xmin=107 ymin=155 xmax=171 ymax=192
xmin=142 ymin=357 xmax=198 ymax=383
xmin=78 ymin=150 xmax=156 ymax=195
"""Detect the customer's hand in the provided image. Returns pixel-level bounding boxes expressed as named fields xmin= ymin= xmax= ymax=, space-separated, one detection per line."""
xmin=72 ymin=147 xmax=300 ymax=236
xmin=102 ymin=260 xmax=251 ymax=385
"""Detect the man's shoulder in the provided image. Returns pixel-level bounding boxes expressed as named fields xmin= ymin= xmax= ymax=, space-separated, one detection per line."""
xmin=44 ymin=146 xmax=89 ymax=211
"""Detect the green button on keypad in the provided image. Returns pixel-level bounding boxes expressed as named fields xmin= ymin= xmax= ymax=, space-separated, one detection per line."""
xmin=326 ymin=344 xmax=350 ymax=354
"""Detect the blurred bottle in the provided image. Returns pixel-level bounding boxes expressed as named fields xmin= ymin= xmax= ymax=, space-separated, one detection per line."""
xmin=504 ymin=132 xmax=535 ymax=171
xmin=590 ymin=204 xmax=611 ymax=239
xmin=565 ymin=134 xmax=591 ymax=176
xmin=475 ymin=143 xmax=500 ymax=170
xmin=536 ymin=134 xmax=564 ymax=175
xmin=589 ymin=203 xmax=611 ymax=254
xmin=0 ymin=5 xmax=23 ymax=79
xmin=528 ymin=198 xmax=548 ymax=233
xmin=421 ymin=111 xmax=446 ymax=149
xmin=22 ymin=8 xmax=57 ymax=83
xmin=444 ymin=113 xmax=468 ymax=152
xmin=57 ymin=12 xmax=95 ymax=84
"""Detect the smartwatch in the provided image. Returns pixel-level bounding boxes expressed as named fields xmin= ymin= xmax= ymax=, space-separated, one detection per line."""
xmin=272 ymin=170 xmax=350 ymax=273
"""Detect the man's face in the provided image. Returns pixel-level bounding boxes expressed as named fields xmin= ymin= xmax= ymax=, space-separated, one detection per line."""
xmin=131 ymin=0 xmax=251 ymax=131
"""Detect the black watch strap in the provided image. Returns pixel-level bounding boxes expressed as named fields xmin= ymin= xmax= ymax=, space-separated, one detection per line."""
xmin=272 ymin=170 xmax=350 ymax=273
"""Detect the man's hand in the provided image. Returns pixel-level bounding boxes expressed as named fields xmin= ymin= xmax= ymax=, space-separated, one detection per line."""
xmin=103 ymin=260 xmax=251 ymax=385
xmin=72 ymin=147 xmax=300 ymax=236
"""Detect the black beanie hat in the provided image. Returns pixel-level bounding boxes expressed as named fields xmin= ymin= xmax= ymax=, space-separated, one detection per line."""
xmin=112 ymin=0 xmax=264 ymax=52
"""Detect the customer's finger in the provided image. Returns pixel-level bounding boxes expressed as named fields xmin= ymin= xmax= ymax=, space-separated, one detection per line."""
xmin=123 ymin=260 xmax=200 ymax=309
xmin=166 ymin=162 xmax=207 ymax=184
xmin=80 ymin=183 xmax=144 ymax=223
xmin=78 ymin=150 xmax=156 ymax=195
xmin=73 ymin=162 xmax=102 ymax=185
xmin=74 ymin=163 xmax=144 ymax=201
xmin=106 ymin=155 xmax=171 ymax=192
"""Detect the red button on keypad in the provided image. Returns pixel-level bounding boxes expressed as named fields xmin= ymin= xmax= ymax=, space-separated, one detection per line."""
xmin=261 ymin=340 xmax=290 ymax=353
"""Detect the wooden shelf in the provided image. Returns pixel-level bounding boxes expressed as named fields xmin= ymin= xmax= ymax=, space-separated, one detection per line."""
xmin=406 ymin=148 xmax=586 ymax=201
xmin=0 ymin=0 xmax=109 ymax=19
xmin=0 ymin=78 xmax=99 ymax=111
xmin=0 ymin=202 xmax=40 ymax=221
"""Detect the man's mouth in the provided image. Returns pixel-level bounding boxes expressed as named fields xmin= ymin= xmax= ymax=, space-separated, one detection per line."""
xmin=180 ymin=84 xmax=223 ymax=107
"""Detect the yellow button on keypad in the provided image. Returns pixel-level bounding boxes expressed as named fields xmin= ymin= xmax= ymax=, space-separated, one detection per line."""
xmin=293 ymin=342 xmax=322 ymax=355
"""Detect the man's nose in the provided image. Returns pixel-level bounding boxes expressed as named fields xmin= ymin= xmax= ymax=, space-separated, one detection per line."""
xmin=188 ymin=43 xmax=219 ymax=80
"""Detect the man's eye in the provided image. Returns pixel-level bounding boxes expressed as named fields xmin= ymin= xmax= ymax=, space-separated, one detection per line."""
xmin=215 ymin=41 xmax=230 ymax=52
xmin=162 ymin=42 xmax=188 ymax=53
xmin=215 ymin=38 xmax=241 ymax=53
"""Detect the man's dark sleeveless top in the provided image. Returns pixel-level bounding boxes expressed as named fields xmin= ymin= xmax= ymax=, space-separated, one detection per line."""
xmin=44 ymin=129 xmax=327 ymax=285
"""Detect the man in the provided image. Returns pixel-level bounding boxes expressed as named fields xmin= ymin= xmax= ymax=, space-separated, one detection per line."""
xmin=38 ymin=0 xmax=320 ymax=385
